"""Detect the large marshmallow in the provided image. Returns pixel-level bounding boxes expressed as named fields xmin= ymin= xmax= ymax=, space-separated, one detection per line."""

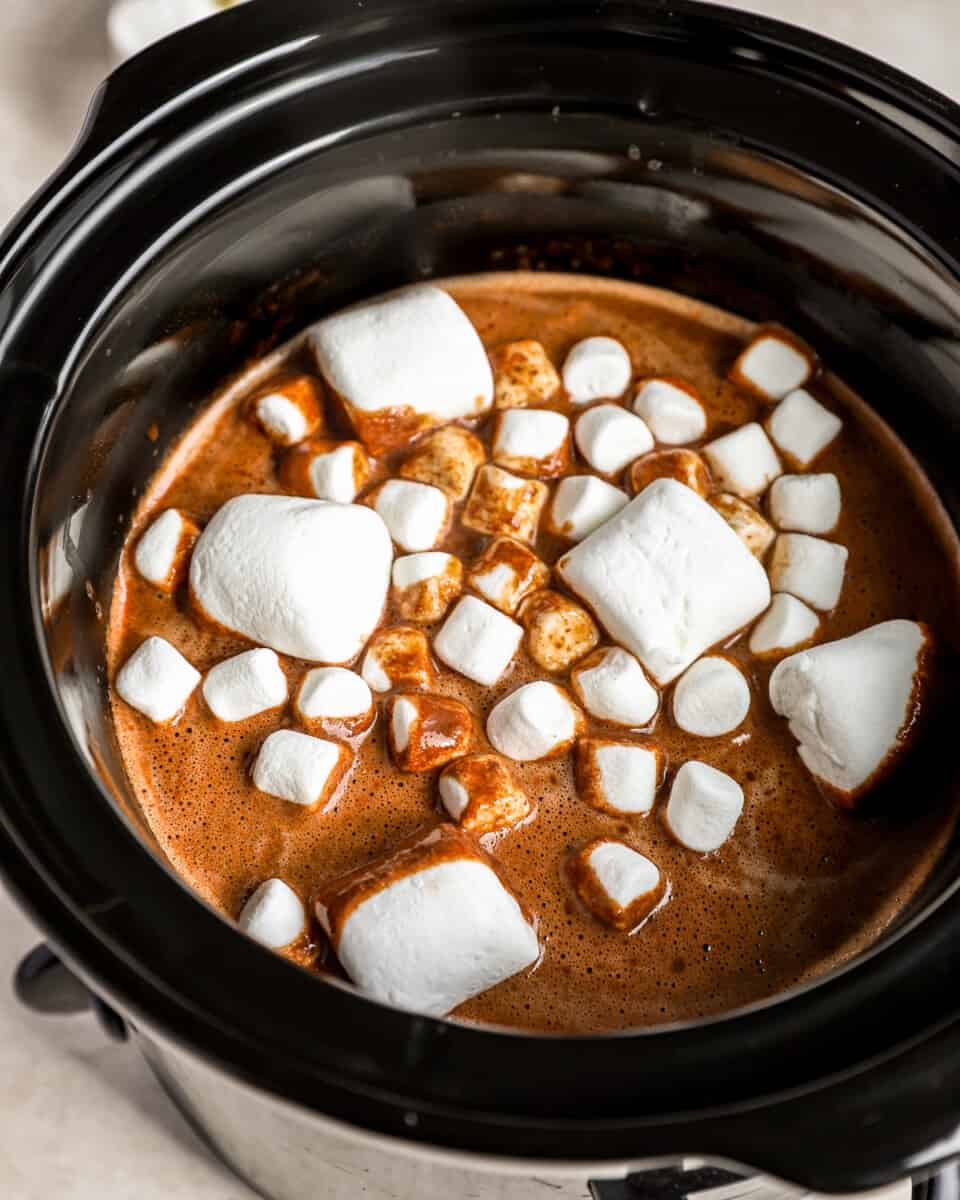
xmin=769 ymin=472 xmax=841 ymax=534
xmin=252 ymin=729 xmax=350 ymax=808
xmin=665 ymin=761 xmax=744 ymax=853
xmin=433 ymin=596 xmax=523 ymax=686
xmin=492 ymin=409 xmax=571 ymax=477
xmin=280 ymin=439 xmax=370 ymax=503
xmin=361 ymin=625 xmax=434 ymax=693
xmin=391 ymin=552 xmax=462 ymax=623
xmin=134 ymin=509 xmax=199 ymax=592
xmin=633 ymin=379 xmax=707 ymax=445
xmin=558 ymin=479 xmax=771 ymax=685
xmin=238 ymin=879 xmax=306 ymax=949
xmin=190 ymin=495 xmax=392 ymax=663
xmin=466 ymin=537 xmax=549 ymax=615
xmin=439 ymin=753 xmax=531 ymax=835
xmin=519 ymin=590 xmax=599 ymax=672
xmin=769 ymin=620 xmax=930 ymax=803
xmin=548 ymin=475 xmax=629 ymax=541
xmin=462 ymin=465 xmax=549 ymax=543
xmin=387 ymin=693 xmax=474 ymax=772
xmin=115 ymin=637 xmax=201 ymax=724
xmin=570 ymin=840 xmax=663 ymax=931
xmin=250 ymin=375 xmax=324 ymax=446
xmin=203 ymin=648 xmax=288 ymax=722
xmin=710 ymin=494 xmax=775 ymax=559
xmin=574 ymin=404 xmax=654 ymax=476
xmin=308 ymin=286 xmax=493 ymax=454
xmin=767 ymin=389 xmax=842 ymax=467
xmin=575 ymin=738 xmax=661 ymax=815
xmin=749 ymin=594 xmax=820 ymax=658
xmin=398 ymin=425 xmax=486 ymax=500
xmin=562 ymin=336 xmax=632 ymax=405
xmin=490 ymin=339 xmax=560 ymax=409
xmin=486 ymin=681 xmax=583 ymax=762
xmin=570 ymin=646 xmax=659 ymax=727
xmin=371 ymin=479 xmax=450 ymax=553
xmin=769 ymin=533 xmax=848 ymax=611
xmin=628 ymin=448 xmax=711 ymax=497
xmin=295 ymin=666 xmax=374 ymax=736
xmin=703 ymin=423 xmax=782 ymax=499
xmin=672 ymin=657 xmax=750 ymax=737
xmin=729 ymin=329 xmax=815 ymax=401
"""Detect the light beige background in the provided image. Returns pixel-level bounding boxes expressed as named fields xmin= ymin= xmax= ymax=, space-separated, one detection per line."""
xmin=0 ymin=2 xmax=958 ymax=1197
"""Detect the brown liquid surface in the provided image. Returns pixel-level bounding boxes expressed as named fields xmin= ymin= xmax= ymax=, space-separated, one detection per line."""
xmin=108 ymin=273 xmax=960 ymax=1033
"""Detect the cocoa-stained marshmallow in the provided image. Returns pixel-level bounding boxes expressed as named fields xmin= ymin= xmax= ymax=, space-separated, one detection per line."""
xmin=316 ymin=826 xmax=539 ymax=1016
xmin=703 ymin=423 xmax=782 ymax=499
xmin=769 ymin=620 xmax=930 ymax=803
xmin=250 ymin=375 xmax=324 ymax=446
xmin=767 ymin=389 xmax=842 ymax=467
xmin=575 ymin=738 xmax=661 ymax=816
xmin=462 ymin=465 xmax=548 ymax=543
xmin=672 ymin=657 xmax=750 ymax=737
xmin=391 ymin=552 xmax=462 ymax=623
xmin=562 ymin=336 xmax=632 ymax=405
xmin=633 ymin=379 xmax=707 ymax=445
xmin=134 ymin=509 xmax=200 ymax=592
xmin=749 ymin=594 xmax=820 ymax=658
xmin=570 ymin=840 xmax=663 ymax=931
xmin=238 ymin=879 xmax=306 ymax=949
xmin=115 ymin=636 xmax=201 ymax=724
xmin=438 ymin=753 xmax=531 ymax=834
xmin=433 ymin=595 xmax=523 ymax=686
xmin=492 ymin=409 xmax=571 ymax=477
xmin=769 ymin=473 xmax=841 ymax=534
xmin=490 ymin=339 xmax=560 ymax=409
xmin=308 ymin=286 xmax=493 ymax=454
xmin=519 ymin=590 xmax=599 ymax=673
xmin=574 ymin=404 xmax=654 ymax=476
xmin=386 ymin=693 xmax=473 ymax=772
xmin=710 ymin=494 xmax=775 ymax=558
xmin=279 ymin=439 xmax=370 ymax=503
xmin=547 ymin=475 xmax=628 ymax=541
xmin=665 ymin=761 xmax=744 ymax=853
xmin=295 ymin=667 xmax=374 ymax=737
xmin=487 ymin=681 xmax=583 ymax=762
xmin=729 ymin=329 xmax=815 ymax=401
xmin=628 ymin=448 xmax=711 ymax=498
xmin=466 ymin=537 xmax=549 ymax=615
xmin=398 ymin=425 xmax=486 ymax=500
xmin=190 ymin=495 xmax=392 ymax=663
xmin=769 ymin=533 xmax=848 ymax=611
xmin=361 ymin=625 xmax=434 ymax=693
xmin=252 ymin=729 xmax=350 ymax=808
xmin=558 ymin=479 xmax=770 ymax=684
xmin=570 ymin=646 xmax=659 ymax=727
xmin=371 ymin=479 xmax=450 ymax=553
xmin=203 ymin=648 xmax=288 ymax=722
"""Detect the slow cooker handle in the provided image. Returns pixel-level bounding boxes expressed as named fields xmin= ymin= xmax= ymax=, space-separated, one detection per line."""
xmin=15 ymin=942 xmax=128 ymax=1042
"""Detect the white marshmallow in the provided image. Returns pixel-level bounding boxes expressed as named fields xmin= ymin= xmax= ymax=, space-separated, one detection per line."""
xmin=574 ymin=404 xmax=654 ymax=476
xmin=571 ymin=840 xmax=663 ymax=930
xmin=438 ymin=754 xmax=530 ymax=834
xmin=398 ymin=425 xmax=486 ymax=501
xmin=666 ymin=761 xmax=744 ymax=853
xmin=558 ymin=479 xmax=771 ymax=684
xmin=491 ymin=339 xmax=560 ymax=409
xmin=703 ymin=423 xmax=782 ymax=499
xmin=576 ymin=739 xmax=660 ymax=815
xmin=462 ymin=465 xmax=549 ymax=543
xmin=307 ymin=444 xmax=366 ymax=503
xmin=466 ymin=538 xmax=549 ymax=615
xmin=361 ymin=625 xmax=433 ymax=693
xmin=433 ymin=596 xmax=523 ymax=686
xmin=769 ymin=473 xmax=841 ymax=534
xmin=373 ymin=479 xmax=449 ymax=553
xmin=710 ymin=494 xmax=775 ymax=559
xmin=256 ymin=393 xmax=310 ymax=444
xmin=672 ymin=657 xmax=750 ymax=737
xmin=486 ymin=681 xmax=582 ymax=762
xmin=190 ymin=495 xmax=392 ymax=663
xmin=115 ymin=637 xmax=201 ymax=724
xmin=519 ymin=590 xmax=599 ymax=673
xmin=548 ymin=475 xmax=629 ymax=541
xmin=393 ymin=552 xmax=456 ymax=591
xmin=386 ymin=692 xmax=475 ymax=773
xmin=202 ymin=648 xmax=288 ymax=722
xmin=296 ymin=667 xmax=373 ymax=728
xmin=252 ymin=729 xmax=348 ymax=808
xmin=633 ymin=379 xmax=707 ymax=445
xmin=562 ymin=337 xmax=632 ymax=405
xmin=731 ymin=332 xmax=813 ymax=400
xmin=749 ymin=594 xmax=820 ymax=657
xmin=492 ymin=409 xmax=570 ymax=476
xmin=769 ymin=533 xmax=848 ymax=611
xmin=571 ymin=647 xmax=659 ymax=727
xmin=390 ymin=697 xmax=417 ymax=754
xmin=391 ymin=552 xmax=462 ymax=622
xmin=767 ymin=389 xmax=842 ymax=467
xmin=134 ymin=509 xmax=196 ymax=590
xmin=238 ymin=879 xmax=306 ymax=949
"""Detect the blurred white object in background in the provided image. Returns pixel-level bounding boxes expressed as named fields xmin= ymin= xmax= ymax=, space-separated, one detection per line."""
xmin=108 ymin=0 xmax=249 ymax=62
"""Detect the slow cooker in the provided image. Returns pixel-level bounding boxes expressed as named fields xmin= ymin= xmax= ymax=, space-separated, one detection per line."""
xmin=2 ymin=2 xmax=960 ymax=1197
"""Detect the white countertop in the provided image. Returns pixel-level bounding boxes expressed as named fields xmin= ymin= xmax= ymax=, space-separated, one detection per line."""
xmin=1 ymin=2 xmax=958 ymax=1197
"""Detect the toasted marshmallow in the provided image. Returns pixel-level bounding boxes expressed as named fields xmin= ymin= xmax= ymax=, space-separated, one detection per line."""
xmin=398 ymin=425 xmax=486 ymax=500
xmin=295 ymin=667 xmax=374 ymax=737
xmin=463 ymin=465 xmax=549 ymax=543
xmin=433 ymin=595 xmax=523 ymax=686
xmin=628 ymin=448 xmax=711 ymax=497
xmin=710 ymin=494 xmax=775 ymax=558
xmin=769 ymin=533 xmax=848 ymax=611
xmin=562 ymin=336 xmax=632 ymax=405
xmin=487 ymin=681 xmax=583 ymax=762
xmin=279 ymin=439 xmax=370 ymax=503
xmin=769 ymin=620 xmax=930 ymax=803
xmin=703 ymin=423 xmax=782 ymax=499
xmin=386 ymin=693 xmax=473 ymax=772
xmin=492 ymin=409 xmax=571 ymax=477
xmin=672 ymin=657 xmax=750 ymax=737
xmin=370 ymin=479 xmax=450 ymax=553
xmin=575 ymin=738 xmax=661 ymax=816
xmin=252 ymin=729 xmax=350 ymax=808
xmin=466 ymin=537 xmax=549 ymax=615
xmin=202 ymin=648 xmax=288 ymax=722
xmin=729 ymin=328 xmax=815 ymax=401
xmin=250 ymin=375 xmax=324 ymax=446
xmin=308 ymin=286 xmax=493 ymax=454
xmin=767 ymin=389 xmax=842 ymax=467
xmin=548 ymin=475 xmax=629 ymax=541
xmin=769 ymin=473 xmax=841 ymax=535
xmin=570 ymin=840 xmax=663 ymax=931
xmin=570 ymin=646 xmax=659 ymax=727
xmin=134 ymin=509 xmax=200 ymax=591
xmin=574 ymin=404 xmax=654 ymax=476
xmin=190 ymin=495 xmax=392 ymax=663
xmin=519 ymin=590 xmax=599 ymax=673
xmin=490 ymin=339 xmax=560 ymax=409
xmin=238 ymin=879 xmax=306 ymax=949
xmin=316 ymin=826 xmax=539 ymax=1016
xmin=391 ymin=552 xmax=462 ymax=623
xmin=361 ymin=625 xmax=434 ymax=693
xmin=749 ymin=594 xmax=820 ymax=658
xmin=558 ymin=479 xmax=770 ymax=684
xmin=633 ymin=378 xmax=707 ymax=445
xmin=115 ymin=636 xmax=201 ymax=724
xmin=665 ymin=761 xmax=744 ymax=853
xmin=439 ymin=753 xmax=531 ymax=834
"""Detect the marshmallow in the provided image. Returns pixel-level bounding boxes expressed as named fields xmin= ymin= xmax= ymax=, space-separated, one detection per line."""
xmin=769 ymin=473 xmax=841 ymax=534
xmin=361 ymin=625 xmax=434 ymax=693
xmin=249 ymin=375 xmax=324 ymax=446
xmin=633 ymin=378 xmax=707 ymax=445
xmin=492 ymin=409 xmax=571 ymax=478
xmin=486 ymin=681 xmax=583 ymax=762
xmin=295 ymin=666 xmax=374 ymax=737
xmin=729 ymin=328 xmax=815 ymax=401
xmin=386 ymin=693 xmax=473 ymax=772
xmin=466 ymin=537 xmax=549 ymax=615
xmin=308 ymin=286 xmax=493 ymax=454
xmin=202 ymin=648 xmax=288 ymax=722
xmin=115 ymin=636 xmax=201 ymax=724
xmin=569 ymin=840 xmax=664 ymax=931
xmin=370 ymin=479 xmax=450 ymax=553
xmin=279 ymin=439 xmax=370 ymax=503
xmin=190 ymin=495 xmax=392 ymax=663
xmin=767 ymin=390 xmax=843 ymax=467
xmin=769 ymin=533 xmax=848 ymax=611
xmin=134 ymin=509 xmax=200 ymax=591
xmin=571 ymin=646 xmax=659 ymax=727
xmin=558 ymin=479 xmax=770 ymax=684
xmin=462 ymin=465 xmax=549 ymax=543
xmin=710 ymin=493 xmax=775 ymax=558
xmin=398 ymin=425 xmax=486 ymax=501
xmin=316 ymin=825 xmax=539 ymax=1016
xmin=519 ymin=590 xmax=599 ymax=673
xmin=252 ymin=729 xmax=350 ymax=808
xmin=547 ymin=475 xmax=629 ymax=541
xmin=749 ymin=593 xmax=820 ymax=658
xmin=575 ymin=738 xmax=661 ymax=815
xmin=574 ymin=404 xmax=654 ymax=476
xmin=392 ymin=552 xmax=462 ymax=623
xmin=703 ymin=423 xmax=782 ymax=499
xmin=672 ymin=656 xmax=750 ymax=737
xmin=433 ymin=595 xmax=523 ymax=686
xmin=438 ymin=753 xmax=531 ymax=834
xmin=238 ymin=879 xmax=306 ymax=949
xmin=628 ymin=448 xmax=711 ymax=497
xmin=562 ymin=336 xmax=632 ymax=405
xmin=769 ymin=620 xmax=930 ymax=803
xmin=490 ymin=339 xmax=560 ymax=409
xmin=665 ymin=761 xmax=744 ymax=853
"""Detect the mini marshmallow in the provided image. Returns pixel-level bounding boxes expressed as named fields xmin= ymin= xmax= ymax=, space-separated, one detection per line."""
xmin=749 ymin=593 xmax=820 ymax=658
xmin=628 ymin=448 xmax=711 ymax=497
xmin=729 ymin=328 xmax=815 ymax=401
xmin=250 ymin=375 xmax=324 ymax=446
xmin=295 ymin=666 xmax=374 ymax=736
xmin=202 ymin=648 xmax=288 ymax=722
xmin=769 ymin=473 xmax=841 ymax=534
xmin=492 ymin=409 xmax=571 ymax=477
xmin=562 ymin=336 xmax=632 ymax=405
xmin=391 ymin=552 xmax=462 ymax=623
xmin=574 ymin=404 xmax=654 ymax=476
xmin=547 ymin=475 xmax=628 ymax=541
xmin=433 ymin=595 xmax=523 ymax=686
xmin=558 ymin=479 xmax=771 ymax=684
xmin=466 ymin=537 xmax=549 ymax=615
xmin=769 ymin=620 xmax=930 ymax=803
xmin=386 ymin=693 xmax=473 ymax=772
xmin=519 ymin=590 xmax=599 ymax=673
xmin=570 ymin=840 xmax=663 ymax=931
xmin=279 ymin=439 xmax=370 ymax=503
xmin=633 ymin=378 xmax=707 ymax=445
xmin=672 ymin=656 xmax=750 ymax=737
xmin=371 ymin=479 xmax=450 ymax=553
xmin=490 ymin=339 xmax=561 ymax=409
xmin=308 ymin=286 xmax=493 ymax=454
xmin=703 ymin=423 xmax=782 ymax=499
xmin=769 ymin=533 xmax=848 ymax=611
xmin=438 ymin=753 xmax=531 ymax=835
xmin=575 ymin=738 xmax=661 ymax=816
xmin=238 ymin=879 xmax=306 ymax=949
xmin=115 ymin=637 xmax=201 ymax=724
xmin=767 ymin=390 xmax=843 ymax=467
xmin=134 ymin=509 xmax=200 ymax=591
xmin=462 ymin=465 xmax=549 ymax=543
xmin=361 ymin=625 xmax=434 ymax=693
xmin=252 ymin=729 xmax=350 ymax=808
xmin=710 ymin=493 xmax=775 ymax=558
xmin=398 ymin=425 xmax=486 ymax=500
xmin=487 ymin=681 xmax=583 ymax=762
xmin=665 ymin=761 xmax=744 ymax=853
xmin=571 ymin=646 xmax=659 ymax=727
